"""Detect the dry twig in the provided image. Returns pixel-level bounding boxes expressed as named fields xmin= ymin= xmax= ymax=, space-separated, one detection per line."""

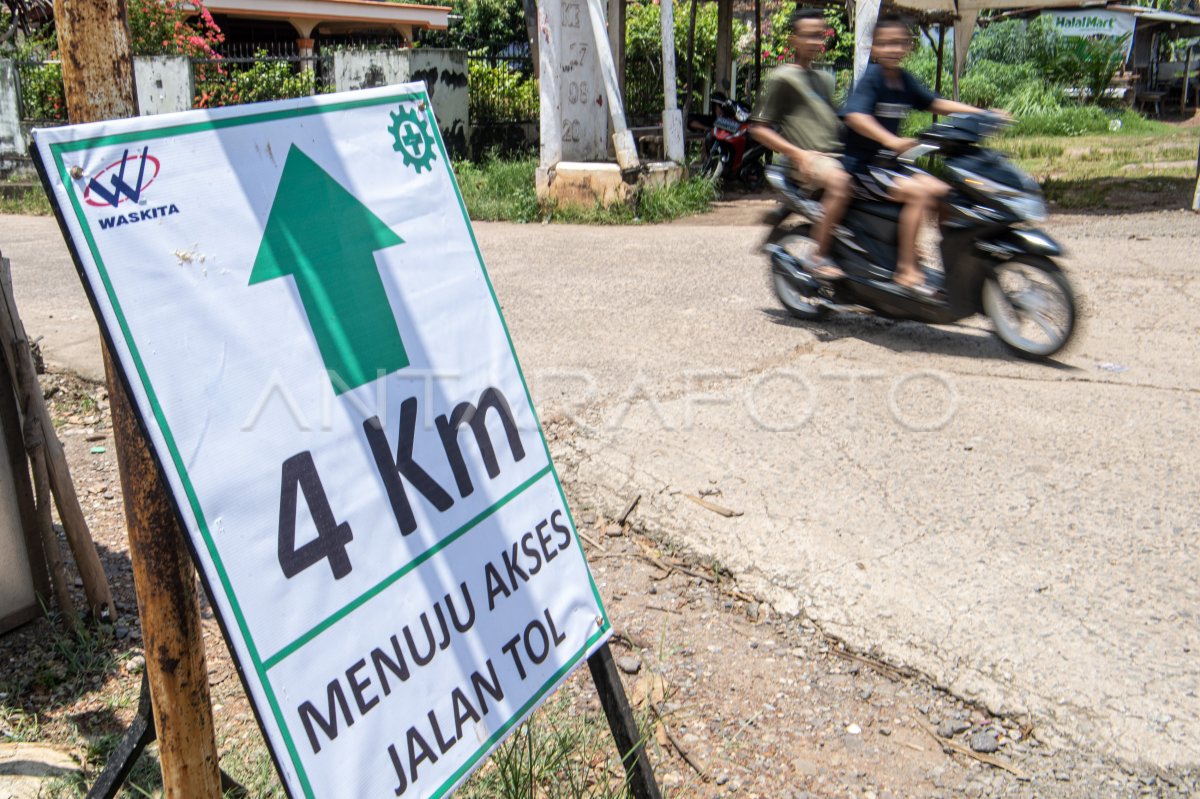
xmin=684 ymin=494 xmax=742 ymax=517
xmin=651 ymin=704 xmax=710 ymax=783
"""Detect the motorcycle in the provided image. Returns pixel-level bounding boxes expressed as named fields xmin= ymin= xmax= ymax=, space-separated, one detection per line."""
xmin=764 ymin=113 xmax=1077 ymax=360
xmin=691 ymin=93 xmax=772 ymax=191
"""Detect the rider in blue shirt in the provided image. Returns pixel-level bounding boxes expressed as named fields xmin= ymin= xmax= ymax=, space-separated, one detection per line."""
xmin=844 ymin=15 xmax=997 ymax=299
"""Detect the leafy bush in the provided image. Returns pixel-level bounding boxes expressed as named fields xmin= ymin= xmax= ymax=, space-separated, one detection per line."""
xmin=16 ymin=61 xmax=66 ymax=121
xmin=759 ymin=5 xmax=854 ymax=68
xmin=625 ymin=0 xmax=734 ymax=119
xmin=468 ymin=57 xmax=538 ymax=124
xmin=195 ymin=55 xmax=319 ymax=108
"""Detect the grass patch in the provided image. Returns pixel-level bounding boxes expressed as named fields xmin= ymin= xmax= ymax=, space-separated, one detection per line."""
xmin=894 ymin=113 xmax=1197 ymax=210
xmin=454 ymin=157 xmax=716 ymax=224
xmin=0 ymin=178 xmax=52 ymax=215
xmin=459 ymin=691 xmax=643 ymax=799
xmin=996 ymin=130 xmax=1197 ymax=208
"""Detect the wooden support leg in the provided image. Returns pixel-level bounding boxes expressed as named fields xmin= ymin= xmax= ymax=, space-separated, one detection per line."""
xmin=588 ymin=642 xmax=662 ymax=799
xmin=106 ymin=349 xmax=222 ymax=799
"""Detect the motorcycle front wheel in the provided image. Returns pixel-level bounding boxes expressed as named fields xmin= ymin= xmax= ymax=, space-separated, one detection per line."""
xmin=982 ymin=255 xmax=1076 ymax=359
xmin=769 ymin=233 xmax=828 ymax=321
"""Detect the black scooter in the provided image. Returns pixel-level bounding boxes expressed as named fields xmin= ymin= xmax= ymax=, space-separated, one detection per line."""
xmin=765 ymin=114 xmax=1077 ymax=359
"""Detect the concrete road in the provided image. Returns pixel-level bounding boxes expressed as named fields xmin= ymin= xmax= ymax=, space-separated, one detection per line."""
xmin=3 ymin=208 xmax=1197 ymax=772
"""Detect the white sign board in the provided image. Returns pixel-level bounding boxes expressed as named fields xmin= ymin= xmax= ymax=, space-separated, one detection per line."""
xmin=33 ymin=83 xmax=611 ymax=799
xmin=1045 ymin=10 xmax=1136 ymax=60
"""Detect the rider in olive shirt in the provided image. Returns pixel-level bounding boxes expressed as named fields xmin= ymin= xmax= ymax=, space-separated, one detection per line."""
xmin=751 ymin=8 xmax=850 ymax=280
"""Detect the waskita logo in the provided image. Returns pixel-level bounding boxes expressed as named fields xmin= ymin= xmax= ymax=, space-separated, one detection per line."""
xmin=82 ymin=145 xmax=181 ymax=230
xmin=84 ymin=146 xmax=160 ymax=207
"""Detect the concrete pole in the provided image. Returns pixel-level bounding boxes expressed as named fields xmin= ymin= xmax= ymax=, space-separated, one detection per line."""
xmin=660 ymin=0 xmax=684 ymax=163
xmin=52 ymin=0 xmax=222 ymax=796
xmin=854 ymin=0 xmax=880 ymax=86
xmin=538 ymin=0 xmax=563 ymax=169
xmin=585 ymin=0 xmax=640 ymax=170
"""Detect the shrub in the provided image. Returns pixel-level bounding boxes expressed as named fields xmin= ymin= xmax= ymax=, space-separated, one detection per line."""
xmin=126 ymin=0 xmax=223 ymax=58
xmin=195 ymin=54 xmax=319 ymax=108
xmin=468 ymin=57 xmax=538 ymax=124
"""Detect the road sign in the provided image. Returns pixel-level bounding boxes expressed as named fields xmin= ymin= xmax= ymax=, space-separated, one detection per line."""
xmin=33 ymin=84 xmax=612 ymax=799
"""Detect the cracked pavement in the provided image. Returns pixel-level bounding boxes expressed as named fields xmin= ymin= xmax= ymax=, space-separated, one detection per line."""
xmin=3 ymin=206 xmax=1197 ymax=775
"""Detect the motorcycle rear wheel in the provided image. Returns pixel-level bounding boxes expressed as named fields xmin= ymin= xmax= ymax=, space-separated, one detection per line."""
xmin=983 ymin=255 xmax=1076 ymax=359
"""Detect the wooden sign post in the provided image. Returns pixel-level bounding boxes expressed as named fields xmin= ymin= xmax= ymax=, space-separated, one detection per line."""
xmin=51 ymin=0 xmax=222 ymax=796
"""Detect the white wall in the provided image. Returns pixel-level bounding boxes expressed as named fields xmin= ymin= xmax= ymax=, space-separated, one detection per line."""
xmin=134 ymin=56 xmax=194 ymax=116
xmin=0 ymin=61 xmax=26 ymax=157
xmin=334 ymin=49 xmax=470 ymax=158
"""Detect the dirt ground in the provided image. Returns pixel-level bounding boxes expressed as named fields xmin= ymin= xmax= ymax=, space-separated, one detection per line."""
xmin=1 ymin=370 xmax=1195 ymax=799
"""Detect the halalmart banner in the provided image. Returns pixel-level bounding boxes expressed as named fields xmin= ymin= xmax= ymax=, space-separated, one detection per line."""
xmin=32 ymin=84 xmax=611 ymax=799
xmin=1046 ymin=10 xmax=1136 ymax=60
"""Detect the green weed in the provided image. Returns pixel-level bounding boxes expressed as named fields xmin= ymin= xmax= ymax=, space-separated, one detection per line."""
xmin=453 ymin=157 xmax=716 ymax=224
xmin=459 ymin=692 xmax=642 ymax=799
xmin=0 ymin=182 xmax=53 ymax=216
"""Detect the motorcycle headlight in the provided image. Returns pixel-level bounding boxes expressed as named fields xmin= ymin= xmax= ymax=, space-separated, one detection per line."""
xmin=735 ymin=107 xmax=750 ymax=123
xmin=998 ymin=193 xmax=1047 ymax=223
xmin=958 ymin=169 xmax=1047 ymax=223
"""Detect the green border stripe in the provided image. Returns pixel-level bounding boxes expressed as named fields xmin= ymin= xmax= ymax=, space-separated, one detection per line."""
xmin=48 ymin=91 xmax=423 ymax=153
xmin=264 ymin=464 xmax=552 ymax=670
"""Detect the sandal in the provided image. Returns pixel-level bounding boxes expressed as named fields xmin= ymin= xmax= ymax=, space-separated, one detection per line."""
xmin=896 ymin=281 xmax=946 ymax=303
xmin=802 ymin=254 xmax=845 ymax=281
xmin=872 ymin=279 xmax=947 ymax=304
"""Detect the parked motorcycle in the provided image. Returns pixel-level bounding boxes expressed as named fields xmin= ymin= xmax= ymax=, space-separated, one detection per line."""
xmin=691 ymin=93 xmax=772 ymax=191
xmin=764 ymin=113 xmax=1077 ymax=360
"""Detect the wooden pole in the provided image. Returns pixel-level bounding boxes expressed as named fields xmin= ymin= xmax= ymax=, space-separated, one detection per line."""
xmin=0 ymin=263 xmax=112 ymax=621
xmin=522 ymin=0 xmax=539 ymax=78
xmin=0 ymin=258 xmax=76 ymax=629
xmin=682 ymin=0 xmax=698 ymax=121
xmin=1182 ymin=44 xmax=1193 ymax=114
xmin=715 ymin=0 xmax=733 ymax=93
xmin=53 ymin=0 xmax=222 ymax=796
xmin=105 ymin=351 xmax=222 ymax=797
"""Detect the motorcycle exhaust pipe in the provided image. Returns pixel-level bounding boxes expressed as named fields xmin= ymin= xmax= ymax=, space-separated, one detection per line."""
xmin=765 ymin=244 xmax=820 ymax=294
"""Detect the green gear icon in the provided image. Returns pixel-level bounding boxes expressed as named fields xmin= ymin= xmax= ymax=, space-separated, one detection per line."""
xmin=388 ymin=104 xmax=438 ymax=174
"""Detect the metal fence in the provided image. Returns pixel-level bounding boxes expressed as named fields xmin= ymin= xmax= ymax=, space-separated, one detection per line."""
xmin=191 ymin=45 xmax=334 ymax=108
xmin=466 ymin=52 xmax=538 ymax=155
xmin=13 ymin=59 xmax=66 ymax=124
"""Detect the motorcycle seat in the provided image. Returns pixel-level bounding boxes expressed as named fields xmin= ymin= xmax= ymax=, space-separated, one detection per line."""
xmin=853 ymin=200 xmax=903 ymax=223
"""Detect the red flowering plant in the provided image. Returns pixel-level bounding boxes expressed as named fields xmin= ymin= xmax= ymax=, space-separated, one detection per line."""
xmin=760 ymin=6 xmax=852 ymax=67
xmin=126 ymin=0 xmax=224 ymax=58
xmin=125 ymin=0 xmax=229 ymax=106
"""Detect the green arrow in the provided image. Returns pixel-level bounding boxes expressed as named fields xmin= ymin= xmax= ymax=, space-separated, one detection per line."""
xmin=250 ymin=144 xmax=408 ymax=394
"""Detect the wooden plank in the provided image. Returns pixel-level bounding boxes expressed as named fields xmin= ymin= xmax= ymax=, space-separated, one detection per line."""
xmin=0 ymin=259 xmax=114 ymax=621
xmin=52 ymin=0 xmax=223 ymax=794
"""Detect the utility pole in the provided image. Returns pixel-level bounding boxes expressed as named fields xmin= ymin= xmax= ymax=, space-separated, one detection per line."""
xmin=52 ymin=0 xmax=222 ymax=796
